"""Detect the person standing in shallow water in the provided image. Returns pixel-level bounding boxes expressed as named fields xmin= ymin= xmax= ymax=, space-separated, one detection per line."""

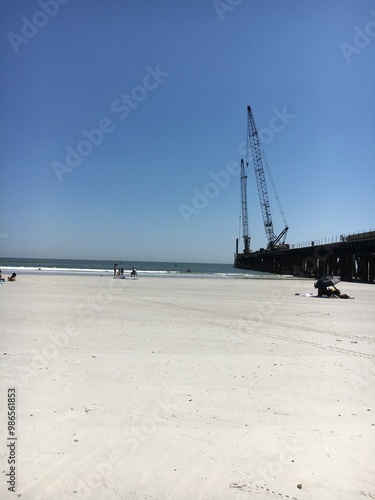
xmin=113 ymin=263 xmax=117 ymax=277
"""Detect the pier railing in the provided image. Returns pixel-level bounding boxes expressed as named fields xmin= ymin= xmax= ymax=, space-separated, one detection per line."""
xmin=290 ymin=229 xmax=374 ymax=249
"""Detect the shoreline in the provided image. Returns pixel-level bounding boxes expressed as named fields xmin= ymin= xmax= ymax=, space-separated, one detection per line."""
xmin=0 ymin=268 xmax=296 ymax=279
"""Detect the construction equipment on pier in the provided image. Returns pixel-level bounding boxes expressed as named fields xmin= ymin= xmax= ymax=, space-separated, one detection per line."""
xmin=234 ymin=229 xmax=375 ymax=283
xmin=234 ymin=106 xmax=375 ymax=282
xmin=244 ymin=105 xmax=289 ymax=250
xmin=240 ymin=159 xmax=250 ymax=253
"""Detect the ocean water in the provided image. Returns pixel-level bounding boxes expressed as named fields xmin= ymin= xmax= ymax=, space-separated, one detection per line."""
xmin=0 ymin=257 xmax=281 ymax=279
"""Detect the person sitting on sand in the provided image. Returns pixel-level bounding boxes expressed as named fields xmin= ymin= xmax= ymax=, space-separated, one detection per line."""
xmin=131 ymin=267 xmax=137 ymax=277
xmin=8 ymin=273 xmax=16 ymax=282
xmin=318 ymin=286 xmax=340 ymax=297
xmin=0 ymin=270 xmax=5 ymax=282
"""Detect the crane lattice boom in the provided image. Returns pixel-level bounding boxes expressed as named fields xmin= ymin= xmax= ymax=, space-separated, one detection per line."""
xmin=246 ymin=105 xmax=288 ymax=248
xmin=240 ymin=159 xmax=250 ymax=253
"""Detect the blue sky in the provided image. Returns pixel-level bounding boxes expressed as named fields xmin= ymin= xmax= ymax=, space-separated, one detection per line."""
xmin=1 ymin=0 xmax=374 ymax=263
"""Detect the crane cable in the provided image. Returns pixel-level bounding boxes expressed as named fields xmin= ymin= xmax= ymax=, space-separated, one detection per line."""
xmin=258 ymin=140 xmax=288 ymax=230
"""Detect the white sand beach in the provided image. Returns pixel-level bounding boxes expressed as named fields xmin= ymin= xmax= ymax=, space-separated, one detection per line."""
xmin=1 ymin=275 xmax=374 ymax=499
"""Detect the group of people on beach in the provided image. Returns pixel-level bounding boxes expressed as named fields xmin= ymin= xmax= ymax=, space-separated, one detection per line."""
xmin=113 ymin=264 xmax=137 ymax=279
xmin=114 ymin=264 xmax=124 ymax=277
xmin=0 ymin=271 xmax=16 ymax=282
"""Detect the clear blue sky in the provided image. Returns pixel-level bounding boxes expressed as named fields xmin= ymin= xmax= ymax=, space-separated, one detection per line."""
xmin=1 ymin=0 xmax=374 ymax=263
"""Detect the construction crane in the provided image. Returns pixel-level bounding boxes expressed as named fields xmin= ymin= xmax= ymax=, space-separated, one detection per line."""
xmin=246 ymin=105 xmax=289 ymax=249
xmin=240 ymin=159 xmax=250 ymax=253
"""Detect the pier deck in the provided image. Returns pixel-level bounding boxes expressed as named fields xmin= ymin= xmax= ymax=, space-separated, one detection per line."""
xmin=234 ymin=231 xmax=375 ymax=283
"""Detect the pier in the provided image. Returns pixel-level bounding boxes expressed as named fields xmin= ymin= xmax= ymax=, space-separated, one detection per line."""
xmin=234 ymin=230 xmax=375 ymax=283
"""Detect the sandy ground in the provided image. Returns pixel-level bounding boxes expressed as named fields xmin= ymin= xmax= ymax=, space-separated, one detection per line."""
xmin=0 ymin=275 xmax=374 ymax=500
